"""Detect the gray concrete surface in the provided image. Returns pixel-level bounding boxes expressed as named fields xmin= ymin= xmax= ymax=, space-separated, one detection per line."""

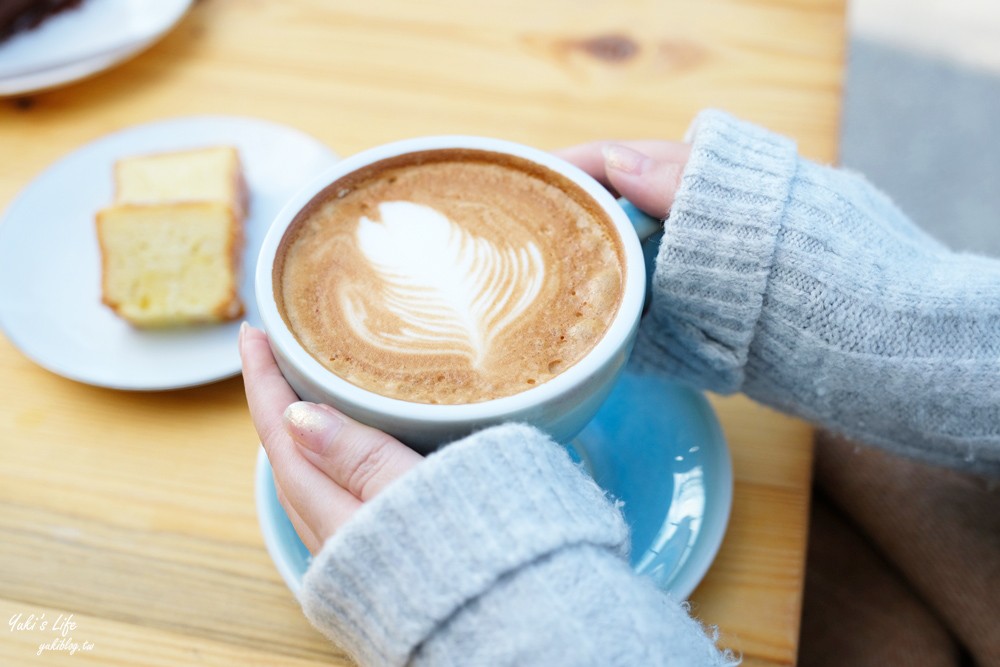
xmin=841 ymin=38 xmax=1000 ymax=256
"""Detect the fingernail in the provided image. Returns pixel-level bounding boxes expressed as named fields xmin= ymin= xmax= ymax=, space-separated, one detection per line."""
xmin=603 ymin=144 xmax=647 ymax=175
xmin=238 ymin=321 xmax=248 ymax=350
xmin=284 ymin=402 xmax=343 ymax=453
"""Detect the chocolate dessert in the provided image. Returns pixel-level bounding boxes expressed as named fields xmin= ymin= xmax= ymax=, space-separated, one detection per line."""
xmin=0 ymin=0 xmax=83 ymax=44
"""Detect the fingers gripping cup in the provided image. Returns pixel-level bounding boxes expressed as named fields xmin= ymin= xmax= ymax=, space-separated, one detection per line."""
xmin=256 ymin=137 xmax=655 ymax=452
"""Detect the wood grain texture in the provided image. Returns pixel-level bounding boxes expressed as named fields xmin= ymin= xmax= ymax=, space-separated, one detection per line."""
xmin=0 ymin=0 xmax=845 ymax=664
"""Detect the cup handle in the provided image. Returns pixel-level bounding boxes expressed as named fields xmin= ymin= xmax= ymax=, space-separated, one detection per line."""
xmin=618 ymin=198 xmax=661 ymax=243
xmin=618 ymin=198 xmax=663 ymax=307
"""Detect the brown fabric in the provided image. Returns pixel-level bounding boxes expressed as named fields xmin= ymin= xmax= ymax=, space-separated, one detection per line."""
xmin=800 ymin=493 xmax=961 ymax=667
xmin=801 ymin=433 xmax=1000 ymax=667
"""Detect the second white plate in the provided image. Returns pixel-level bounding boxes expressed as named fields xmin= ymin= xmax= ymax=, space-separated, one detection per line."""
xmin=0 ymin=0 xmax=193 ymax=96
xmin=0 ymin=116 xmax=338 ymax=390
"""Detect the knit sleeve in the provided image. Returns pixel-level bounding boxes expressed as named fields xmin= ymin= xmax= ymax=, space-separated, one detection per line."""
xmin=636 ymin=109 xmax=1000 ymax=475
xmin=299 ymin=423 xmax=735 ymax=667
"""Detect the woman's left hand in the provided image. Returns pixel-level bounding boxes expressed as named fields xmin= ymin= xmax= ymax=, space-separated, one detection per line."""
xmin=239 ymin=323 xmax=423 ymax=554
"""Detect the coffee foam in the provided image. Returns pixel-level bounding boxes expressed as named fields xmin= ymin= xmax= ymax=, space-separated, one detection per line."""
xmin=350 ymin=201 xmax=545 ymax=367
xmin=275 ymin=149 xmax=624 ymax=404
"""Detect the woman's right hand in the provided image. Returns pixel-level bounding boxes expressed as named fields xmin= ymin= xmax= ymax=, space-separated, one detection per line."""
xmin=555 ymin=140 xmax=691 ymax=219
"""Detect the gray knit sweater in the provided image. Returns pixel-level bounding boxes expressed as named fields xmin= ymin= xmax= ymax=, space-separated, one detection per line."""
xmin=299 ymin=111 xmax=1000 ymax=665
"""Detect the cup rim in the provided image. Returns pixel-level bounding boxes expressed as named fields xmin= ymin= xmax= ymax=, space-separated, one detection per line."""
xmin=255 ymin=135 xmax=646 ymax=424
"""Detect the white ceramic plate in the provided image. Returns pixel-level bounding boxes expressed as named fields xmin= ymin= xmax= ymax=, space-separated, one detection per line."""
xmin=0 ymin=0 xmax=192 ymax=96
xmin=0 ymin=116 xmax=338 ymax=390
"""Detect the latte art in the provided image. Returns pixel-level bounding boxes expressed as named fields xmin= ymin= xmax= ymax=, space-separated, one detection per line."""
xmin=347 ymin=201 xmax=544 ymax=368
xmin=276 ymin=149 xmax=625 ymax=404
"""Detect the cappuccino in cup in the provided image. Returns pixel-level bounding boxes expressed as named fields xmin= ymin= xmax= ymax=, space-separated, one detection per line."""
xmin=274 ymin=149 xmax=626 ymax=405
xmin=258 ymin=136 xmax=649 ymax=450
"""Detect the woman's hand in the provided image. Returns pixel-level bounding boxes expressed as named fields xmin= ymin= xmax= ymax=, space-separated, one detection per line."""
xmin=239 ymin=323 xmax=423 ymax=554
xmin=555 ymin=140 xmax=691 ymax=218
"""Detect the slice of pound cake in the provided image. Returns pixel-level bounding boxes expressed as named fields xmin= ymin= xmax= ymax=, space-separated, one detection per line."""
xmin=96 ymin=146 xmax=247 ymax=327
xmin=97 ymin=203 xmax=243 ymax=326
xmin=114 ymin=146 xmax=248 ymax=219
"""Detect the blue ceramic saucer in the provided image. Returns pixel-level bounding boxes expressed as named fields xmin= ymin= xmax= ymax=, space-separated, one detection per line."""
xmin=568 ymin=365 xmax=732 ymax=599
xmin=255 ymin=364 xmax=732 ymax=600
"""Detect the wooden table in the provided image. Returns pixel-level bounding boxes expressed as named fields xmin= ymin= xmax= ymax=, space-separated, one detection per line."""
xmin=0 ymin=1 xmax=844 ymax=664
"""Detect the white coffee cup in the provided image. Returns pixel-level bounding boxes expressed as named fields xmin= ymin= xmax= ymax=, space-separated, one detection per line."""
xmin=256 ymin=136 xmax=657 ymax=453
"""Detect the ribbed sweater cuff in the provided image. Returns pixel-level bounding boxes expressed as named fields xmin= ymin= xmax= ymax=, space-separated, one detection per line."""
xmin=636 ymin=109 xmax=799 ymax=393
xmin=299 ymin=423 xmax=629 ymax=666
